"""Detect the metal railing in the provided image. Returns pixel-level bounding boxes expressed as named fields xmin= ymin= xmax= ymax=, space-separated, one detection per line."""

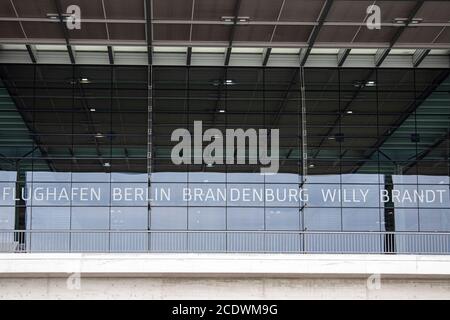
xmin=0 ymin=230 xmax=449 ymax=254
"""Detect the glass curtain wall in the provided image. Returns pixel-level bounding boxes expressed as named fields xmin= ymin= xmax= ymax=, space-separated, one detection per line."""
xmin=0 ymin=64 xmax=449 ymax=253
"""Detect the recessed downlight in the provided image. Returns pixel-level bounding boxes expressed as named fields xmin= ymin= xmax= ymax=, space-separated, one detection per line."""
xmin=211 ymin=79 xmax=236 ymax=86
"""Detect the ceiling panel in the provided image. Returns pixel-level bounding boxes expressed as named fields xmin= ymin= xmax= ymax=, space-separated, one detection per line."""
xmin=193 ymin=0 xmax=235 ymax=21
xmin=415 ymin=1 xmax=450 ymax=23
xmin=272 ymin=25 xmax=313 ymax=43
xmin=326 ymin=0 xmax=373 ymax=22
xmin=0 ymin=0 xmax=15 ymax=17
xmin=108 ymin=23 xmax=145 ymax=40
xmin=233 ymin=25 xmax=274 ymax=42
xmin=153 ymin=24 xmax=191 ymax=41
xmin=376 ymin=1 xmax=417 ymax=23
xmin=12 ymin=0 xmax=55 ymax=18
xmin=316 ymin=26 xmax=359 ymax=43
xmin=435 ymin=27 xmax=450 ymax=44
xmin=191 ymin=24 xmax=230 ymax=42
xmin=279 ymin=0 xmax=325 ymax=22
xmin=239 ymin=0 xmax=284 ymax=21
xmin=153 ymin=0 xmax=193 ymax=20
xmin=68 ymin=22 xmax=107 ymax=40
xmin=354 ymin=27 xmax=397 ymax=43
xmin=0 ymin=21 xmax=24 ymax=38
xmin=398 ymin=26 xmax=445 ymax=44
xmin=104 ymin=0 xmax=145 ymax=19
xmin=60 ymin=0 xmax=104 ymax=19
xmin=0 ymin=0 xmax=448 ymax=52
xmin=21 ymin=21 xmax=64 ymax=39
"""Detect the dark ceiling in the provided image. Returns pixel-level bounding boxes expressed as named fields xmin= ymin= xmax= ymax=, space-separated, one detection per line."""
xmin=0 ymin=0 xmax=449 ymax=47
xmin=0 ymin=64 xmax=449 ymax=176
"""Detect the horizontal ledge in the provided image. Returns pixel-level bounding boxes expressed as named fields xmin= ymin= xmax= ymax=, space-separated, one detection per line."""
xmin=1 ymin=253 xmax=450 ymax=278
xmin=1 ymin=51 xmax=449 ymax=68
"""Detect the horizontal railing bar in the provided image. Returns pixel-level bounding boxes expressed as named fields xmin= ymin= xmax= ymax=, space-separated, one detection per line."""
xmin=2 ymin=230 xmax=448 ymax=254
xmin=1 ymin=230 xmax=449 ymax=235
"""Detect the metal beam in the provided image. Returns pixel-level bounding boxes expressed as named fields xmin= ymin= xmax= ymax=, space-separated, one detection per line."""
xmin=76 ymin=82 xmax=105 ymax=167
xmin=2 ymin=16 xmax=450 ymax=28
xmin=312 ymin=69 xmax=376 ymax=159
xmin=337 ymin=48 xmax=351 ymax=67
xmin=300 ymin=0 xmax=334 ymax=66
xmin=224 ymin=47 xmax=232 ymax=66
xmin=124 ymin=147 xmax=131 ymax=170
xmin=271 ymin=69 xmax=300 ymax=127
xmin=375 ymin=48 xmax=391 ymax=67
xmin=224 ymin=0 xmax=242 ymax=66
xmin=391 ymin=0 xmax=425 ymax=47
xmin=186 ymin=47 xmax=192 ymax=66
xmin=2 ymin=48 xmax=450 ymax=68
xmin=402 ymin=132 xmax=449 ymax=173
xmin=375 ymin=0 xmax=425 ymax=67
xmin=107 ymin=46 xmax=114 ymax=64
xmin=413 ymin=48 xmax=431 ymax=67
xmin=68 ymin=147 xmax=79 ymax=166
xmin=25 ymin=45 xmax=37 ymax=63
xmin=0 ymin=67 xmax=56 ymax=171
xmin=271 ymin=1 xmax=333 ymax=126
xmin=3 ymin=38 xmax=450 ymax=49
xmin=351 ymin=69 xmax=450 ymax=173
xmin=211 ymin=0 xmax=243 ymax=125
xmin=262 ymin=48 xmax=272 ymax=66
xmin=53 ymin=0 xmax=76 ymax=64
xmin=145 ymin=0 xmax=153 ymax=65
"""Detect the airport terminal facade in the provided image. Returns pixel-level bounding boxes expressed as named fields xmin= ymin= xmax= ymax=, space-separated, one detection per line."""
xmin=0 ymin=0 xmax=449 ymax=254
xmin=0 ymin=63 xmax=448 ymax=253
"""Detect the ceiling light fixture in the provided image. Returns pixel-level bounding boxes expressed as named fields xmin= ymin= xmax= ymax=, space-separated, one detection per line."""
xmin=95 ymin=133 xmax=104 ymax=138
xmin=353 ymin=80 xmax=376 ymax=88
xmin=47 ymin=13 xmax=71 ymax=21
xmin=103 ymin=162 xmax=111 ymax=167
xmin=221 ymin=16 xmax=234 ymax=24
xmin=393 ymin=18 xmax=408 ymax=26
xmin=211 ymin=79 xmax=236 ymax=86
xmin=221 ymin=16 xmax=250 ymax=24
xmin=237 ymin=16 xmax=250 ymax=24
xmin=79 ymin=77 xmax=91 ymax=84
xmin=346 ymin=110 xmax=353 ymax=114
xmin=409 ymin=18 xmax=423 ymax=26
xmin=89 ymin=108 xmax=96 ymax=112
xmin=393 ymin=17 xmax=422 ymax=27
xmin=46 ymin=14 xmax=59 ymax=21
xmin=308 ymin=164 xmax=315 ymax=168
xmin=218 ymin=109 xmax=226 ymax=113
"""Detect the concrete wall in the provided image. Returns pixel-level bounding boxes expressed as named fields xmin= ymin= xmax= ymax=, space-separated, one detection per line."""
xmin=1 ymin=277 xmax=450 ymax=300
xmin=1 ymin=254 xmax=450 ymax=299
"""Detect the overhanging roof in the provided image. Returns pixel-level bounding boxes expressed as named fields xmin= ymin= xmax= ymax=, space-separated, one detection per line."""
xmin=0 ymin=0 xmax=449 ymax=67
